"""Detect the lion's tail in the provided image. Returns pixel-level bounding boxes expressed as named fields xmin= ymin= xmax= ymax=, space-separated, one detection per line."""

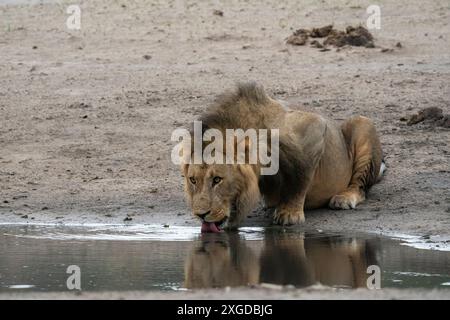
xmin=377 ymin=159 xmax=386 ymax=181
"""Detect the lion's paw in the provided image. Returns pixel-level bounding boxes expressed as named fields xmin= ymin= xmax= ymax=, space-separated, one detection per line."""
xmin=329 ymin=193 xmax=358 ymax=210
xmin=273 ymin=208 xmax=305 ymax=226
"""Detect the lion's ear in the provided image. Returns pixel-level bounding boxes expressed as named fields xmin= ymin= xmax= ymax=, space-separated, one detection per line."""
xmin=235 ymin=165 xmax=260 ymax=223
xmin=181 ymin=164 xmax=189 ymax=177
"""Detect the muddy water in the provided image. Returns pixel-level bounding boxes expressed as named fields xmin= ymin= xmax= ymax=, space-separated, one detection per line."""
xmin=0 ymin=224 xmax=449 ymax=292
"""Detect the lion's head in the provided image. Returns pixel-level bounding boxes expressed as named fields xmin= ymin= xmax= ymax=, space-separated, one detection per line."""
xmin=184 ymin=233 xmax=260 ymax=288
xmin=183 ymin=163 xmax=260 ymax=232
xmin=180 ymin=82 xmax=282 ymax=232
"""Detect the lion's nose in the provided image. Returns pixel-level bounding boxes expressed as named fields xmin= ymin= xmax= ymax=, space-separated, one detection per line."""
xmin=196 ymin=211 xmax=211 ymax=221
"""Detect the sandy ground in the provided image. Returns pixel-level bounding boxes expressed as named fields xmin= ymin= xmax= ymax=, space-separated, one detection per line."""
xmin=1 ymin=286 xmax=450 ymax=300
xmin=0 ymin=0 xmax=449 ymax=299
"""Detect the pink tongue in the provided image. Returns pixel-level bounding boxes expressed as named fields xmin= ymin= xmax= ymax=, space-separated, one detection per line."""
xmin=201 ymin=222 xmax=221 ymax=233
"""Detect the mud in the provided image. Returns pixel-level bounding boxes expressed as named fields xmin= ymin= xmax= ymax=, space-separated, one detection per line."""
xmin=311 ymin=25 xmax=333 ymax=38
xmin=286 ymin=29 xmax=309 ymax=46
xmin=324 ymin=26 xmax=375 ymax=48
xmin=287 ymin=25 xmax=375 ymax=48
xmin=406 ymin=107 xmax=450 ymax=128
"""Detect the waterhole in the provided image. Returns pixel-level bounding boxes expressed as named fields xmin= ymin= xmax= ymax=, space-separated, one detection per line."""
xmin=1 ymin=224 xmax=449 ymax=292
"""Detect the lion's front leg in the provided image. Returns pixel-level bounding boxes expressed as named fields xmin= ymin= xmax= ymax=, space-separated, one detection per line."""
xmin=272 ymin=112 xmax=327 ymax=226
xmin=273 ymin=194 xmax=306 ymax=225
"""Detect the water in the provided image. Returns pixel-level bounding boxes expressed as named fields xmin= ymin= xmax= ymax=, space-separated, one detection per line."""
xmin=0 ymin=224 xmax=449 ymax=292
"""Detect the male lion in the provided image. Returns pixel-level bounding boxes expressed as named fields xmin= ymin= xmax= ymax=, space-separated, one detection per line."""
xmin=184 ymin=232 xmax=375 ymax=288
xmin=182 ymin=82 xmax=384 ymax=231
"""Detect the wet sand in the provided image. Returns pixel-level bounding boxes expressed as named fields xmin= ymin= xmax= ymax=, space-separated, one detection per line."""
xmin=1 ymin=287 xmax=450 ymax=300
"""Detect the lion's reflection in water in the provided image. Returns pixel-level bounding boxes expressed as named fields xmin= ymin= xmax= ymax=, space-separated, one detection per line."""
xmin=184 ymin=232 xmax=376 ymax=289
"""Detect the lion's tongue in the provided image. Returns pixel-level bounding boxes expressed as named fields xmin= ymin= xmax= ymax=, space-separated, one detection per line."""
xmin=201 ymin=222 xmax=221 ymax=233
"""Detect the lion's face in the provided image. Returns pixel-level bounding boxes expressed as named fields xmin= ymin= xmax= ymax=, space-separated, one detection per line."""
xmin=183 ymin=163 xmax=260 ymax=231
xmin=184 ymin=234 xmax=260 ymax=288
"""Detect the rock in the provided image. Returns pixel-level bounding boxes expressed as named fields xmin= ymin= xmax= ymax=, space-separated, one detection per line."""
xmin=407 ymin=107 xmax=443 ymax=125
xmin=310 ymin=25 xmax=333 ymax=38
xmin=286 ymin=29 xmax=309 ymax=45
xmin=324 ymin=26 xmax=374 ymax=48
xmin=436 ymin=115 xmax=450 ymax=128
xmin=310 ymin=40 xmax=323 ymax=48
xmin=68 ymin=102 xmax=91 ymax=109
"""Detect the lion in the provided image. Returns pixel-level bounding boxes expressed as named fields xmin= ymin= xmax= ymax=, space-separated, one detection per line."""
xmin=259 ymin=233 xmax=372 ymax=288
xmin=184 ymin=233 xmax=260 ymax=288
xmin=182 ymin=82 xmax=384 ymax=230
xmin=184 ymin=232 xmax=376 ymax=288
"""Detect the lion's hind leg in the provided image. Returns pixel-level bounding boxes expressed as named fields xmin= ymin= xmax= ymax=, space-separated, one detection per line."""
xmin=329 ymin=116 xmax=383 ymax=210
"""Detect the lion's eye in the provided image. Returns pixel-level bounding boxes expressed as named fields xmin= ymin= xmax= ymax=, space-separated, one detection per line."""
xmin=212 ymin=176 xmax=222 ymax=185
xmin=189 ymin=177 xmax=196 ymax=185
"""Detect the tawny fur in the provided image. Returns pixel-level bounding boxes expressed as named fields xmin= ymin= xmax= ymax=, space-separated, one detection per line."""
xmin=184 ymin=233 xmax=372 ymax=288
xmin=182 ymin=82 xmax=383 ymax=227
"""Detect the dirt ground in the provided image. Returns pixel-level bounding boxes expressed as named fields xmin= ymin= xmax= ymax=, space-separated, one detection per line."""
xmin=0 ymin=0 xmax=449 ymax=299
xmin=1 ymin=286 xmax=450 ymax=300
